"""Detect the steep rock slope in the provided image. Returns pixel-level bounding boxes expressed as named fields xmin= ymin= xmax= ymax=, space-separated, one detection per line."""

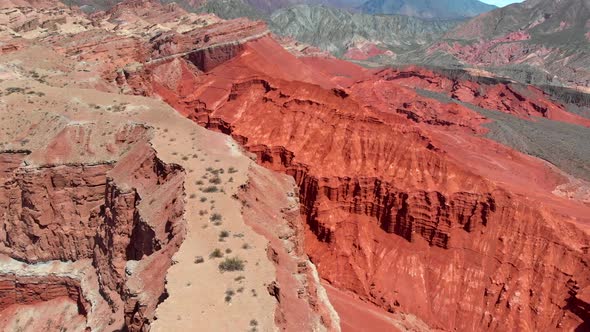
xmin=359 ymin=0 xmax=496 ymax=20
xmin=116 ymin=14 xmax=590 ymax=331
xmin=0 ymin=92 xmax=186 ymax=331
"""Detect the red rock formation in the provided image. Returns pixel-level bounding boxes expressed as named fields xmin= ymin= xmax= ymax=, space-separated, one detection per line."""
xmin=237 ymin=164 xmax=339 ymax=331
xmin=0 ymin=274 xmax=89 ymax=314
xmin=121 ymin=29 xmax=590 ymax=331
xmin=0 ymin=137 xmax=185 ymax=331
xmin=428 ymin=31 xmax=532 ymax=66
xmin=377 ymin=66 xmax=590 ymax=127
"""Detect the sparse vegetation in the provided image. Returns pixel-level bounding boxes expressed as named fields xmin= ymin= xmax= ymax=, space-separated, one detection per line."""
xmin=219 ymin=257 xmax=245 ymax=272
xmin=225 ymin=289 xmax=235 ymax=303
xmin=6 ymin=87 xmax=26 ymax=95
xmin=194 ymin=256 xmax=204 ymax=264
xmin=202 ymin=186 xmax=219 ymax=193
xmin=209 ymin=248 xmax=224 ymax=258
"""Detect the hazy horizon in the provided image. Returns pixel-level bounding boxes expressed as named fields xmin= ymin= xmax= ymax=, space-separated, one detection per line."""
xmin=480 ymin=0 xmax=524 ymax=7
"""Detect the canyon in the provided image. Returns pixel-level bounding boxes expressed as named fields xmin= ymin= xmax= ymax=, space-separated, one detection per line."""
xmin=1 ymin=0 xmax=589 ymax=331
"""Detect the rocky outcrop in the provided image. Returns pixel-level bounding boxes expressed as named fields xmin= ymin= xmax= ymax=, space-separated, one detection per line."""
xmin=0 ymin=274 xmax=89 ymax=314
xmin=94 ymin=142 xmax=185 ymax=331
xmin=0 ymin=161 xmax=113 ymax=262
xmin=0 ymin=139 xmax=185 ymax=331
xmin=115 ymin=16 xmax=269 ymax=95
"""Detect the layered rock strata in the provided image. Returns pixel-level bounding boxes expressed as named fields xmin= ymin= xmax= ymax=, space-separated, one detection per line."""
xmin=120 ymin=24 xmax=590 ymax=331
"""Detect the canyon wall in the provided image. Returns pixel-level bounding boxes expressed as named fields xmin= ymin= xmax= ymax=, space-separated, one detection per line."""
xmin=0 ymin=137 xmax=186 ymax=331
xmin=125 ymin=35 xmax=590 ymax=330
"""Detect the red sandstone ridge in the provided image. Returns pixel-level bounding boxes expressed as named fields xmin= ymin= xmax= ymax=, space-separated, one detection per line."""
xmin=375 ymin=66 xmax=590 ymax=127
xmin=116 ymin=18 xmax=590 ymax=331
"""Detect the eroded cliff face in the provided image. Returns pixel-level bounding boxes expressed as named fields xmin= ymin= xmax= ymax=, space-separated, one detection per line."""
xmin=222 ymin=132 xmax=590 ymax=331
xmin=237 ymin=164 xmax=340 ymax=331
xmin=0 ymin=157 xmax=113 ymax=262
xmin=0 ymin=128 xmax=185 ymax=331
xmin=123 ymin=29 xmax=590 ymax=331
xmin=0 ymin=274 xmax=89 ymax=313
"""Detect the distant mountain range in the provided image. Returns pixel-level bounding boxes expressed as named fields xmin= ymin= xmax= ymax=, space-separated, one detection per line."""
xmin=268 ymin=5 xmax=460 ymax=56
xmin=423 ymin=0 xmax=590 ymax=87
xmin=360 ymin=0 xmax=497 ymax=20
xmin=73 ymin=0 xmax=497 ymax=19
xmin=197 ymin=0 xmax=497 ymax=18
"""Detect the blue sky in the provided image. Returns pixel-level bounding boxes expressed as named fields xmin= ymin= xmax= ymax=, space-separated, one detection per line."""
xmin=480 ymin=0 xmax=524 ymax=7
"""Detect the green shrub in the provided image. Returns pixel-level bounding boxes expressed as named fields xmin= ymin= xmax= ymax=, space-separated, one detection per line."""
xmin=202 ymin=186 xmax=219 ymax=193
xmin=219 ymin=257 xmax=245 ymax=272
xmin=209 ymin=248 xmax=224 ymax=258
